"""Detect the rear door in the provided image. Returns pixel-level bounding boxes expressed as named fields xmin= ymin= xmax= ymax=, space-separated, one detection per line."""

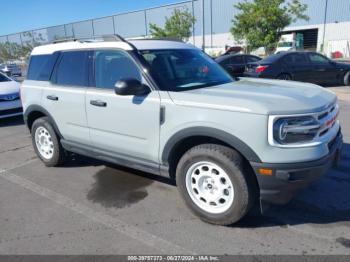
xmin=42 ymin=50 xmax=90 ymax=144
xmin=280 ymin=53 xmax=312 ymax=82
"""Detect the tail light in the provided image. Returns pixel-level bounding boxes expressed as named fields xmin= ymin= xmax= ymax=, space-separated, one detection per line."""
xmin=255 ymin=65 xmax=268 ymax=73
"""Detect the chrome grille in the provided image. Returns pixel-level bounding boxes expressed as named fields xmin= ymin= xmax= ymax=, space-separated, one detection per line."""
xmin=315 ymin=103 xmax=339 ymax=138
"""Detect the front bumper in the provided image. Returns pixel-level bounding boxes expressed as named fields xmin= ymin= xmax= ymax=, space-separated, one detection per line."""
xmin=0 ymin=101 xmax=23 ymax=119
xmin=250 ymin=129 xmax=343 ymax=205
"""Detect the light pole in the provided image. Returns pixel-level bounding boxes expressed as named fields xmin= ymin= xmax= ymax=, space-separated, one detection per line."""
xmin=202 ymin=0 xmax=205 ymax=51
xmin=322 ymin=0 xmax=328 ymax=53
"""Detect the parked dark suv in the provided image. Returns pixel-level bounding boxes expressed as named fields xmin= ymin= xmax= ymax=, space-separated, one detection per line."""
xmin=245 ymin=51 xmax=350 ymax=86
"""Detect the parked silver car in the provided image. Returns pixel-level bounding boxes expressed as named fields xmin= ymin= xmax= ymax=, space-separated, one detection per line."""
xmin=0 ymin=72 xmax=22 ymax=119
xmin=21 ymin=36 xmax=343 ymax=225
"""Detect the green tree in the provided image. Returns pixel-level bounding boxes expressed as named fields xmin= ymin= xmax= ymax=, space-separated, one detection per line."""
xmin=230 ymin=0 xmax=309 ymax=53
xmin=149 ymin=8 xmax=195 ymax=41
xmin=0 ymin=32 xmax=44 ymax=62
xmin=0 ymin=42 xmax=14 ymax=61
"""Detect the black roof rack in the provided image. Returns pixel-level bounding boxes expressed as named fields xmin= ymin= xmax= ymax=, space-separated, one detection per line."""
xmin=129 ymin=37 xmax=184 ymax=43
xmin=52 ymin=34 xmax=125 ymax=44
xmin=51 ymin=34 xmax=137 ymax=50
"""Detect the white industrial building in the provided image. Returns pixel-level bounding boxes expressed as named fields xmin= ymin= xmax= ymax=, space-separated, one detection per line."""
xmin=0 ymin=0 xmax=349 ymax=58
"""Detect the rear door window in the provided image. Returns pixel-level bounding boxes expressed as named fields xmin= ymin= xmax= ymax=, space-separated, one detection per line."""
xmin=54 ymin=51 xmax=89 ymax=87
xmin=294 ymin=53 xmax=308 ymax=64
xmin=282 ymin=53 xmax=308 ymax=65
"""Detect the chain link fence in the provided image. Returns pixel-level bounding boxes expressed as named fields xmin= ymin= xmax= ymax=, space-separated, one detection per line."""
xmin=0 ymin=0 xmax=350 ymax=67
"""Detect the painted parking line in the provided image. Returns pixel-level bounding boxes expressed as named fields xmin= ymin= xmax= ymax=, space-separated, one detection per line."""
xmin=0 ymin=168 xmax=194 ymax=254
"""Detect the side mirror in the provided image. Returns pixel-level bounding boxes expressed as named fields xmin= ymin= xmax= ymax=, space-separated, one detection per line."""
xmin=114 ymin=78 xmax=150 ymax=96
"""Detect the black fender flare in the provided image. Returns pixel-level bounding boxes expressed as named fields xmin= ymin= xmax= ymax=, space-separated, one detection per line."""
xmin=24 ymin=105 xmax=63 ymax=138
xmin=161 ymin=126 xmax=262 ymax=164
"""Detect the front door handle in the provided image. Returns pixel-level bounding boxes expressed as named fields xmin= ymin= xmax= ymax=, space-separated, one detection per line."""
xmin=47 ymin=95 xmax=58 ymax=101
xmin=90 ymin=100 xmax=107 ymax=107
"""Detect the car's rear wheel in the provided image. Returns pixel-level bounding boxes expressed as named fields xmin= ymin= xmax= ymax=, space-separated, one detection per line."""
xmin=176 ymin=144 xmax=256 ymax=225
xmin=31 ymin=117 xmax=66 ymax=167
xmin=344 ymin=71 xmax=350 ymax=86
xmin=277 ymin=73 xmax=292 ymax=80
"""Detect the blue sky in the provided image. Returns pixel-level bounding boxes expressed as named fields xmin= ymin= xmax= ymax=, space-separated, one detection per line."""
xmin=0 ymin=0 xmax=184 ymax=35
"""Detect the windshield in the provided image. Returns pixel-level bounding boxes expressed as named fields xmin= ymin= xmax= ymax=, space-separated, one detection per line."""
xmin=278 ymin=42 xmax=293 ymax=48
xmin=139 ymin=49 xmax=233 ymax=91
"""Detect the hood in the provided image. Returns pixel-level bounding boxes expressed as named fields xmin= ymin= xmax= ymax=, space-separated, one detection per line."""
xmin=335 ymin=62 xmax=350 ymax=69
xmin=168 ymin=78 xmax=337 ymax=115
xmin=0 ymin=80 xmax=20 ymax=95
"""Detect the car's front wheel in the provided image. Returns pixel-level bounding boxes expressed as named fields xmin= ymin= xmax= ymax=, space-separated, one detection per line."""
xmin=31 ymin=117 xmax=66 ymax=167
xmin=344 ymin=71 xmax=350 ymax=86
xmin=277 ymin=73 xmax=292 ymax=80
xmin=176 ymin=144 xmax=257 ymax=225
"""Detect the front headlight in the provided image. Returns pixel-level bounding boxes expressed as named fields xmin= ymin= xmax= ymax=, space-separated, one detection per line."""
xmin=271 ymin=116 xmax=320 ymax=145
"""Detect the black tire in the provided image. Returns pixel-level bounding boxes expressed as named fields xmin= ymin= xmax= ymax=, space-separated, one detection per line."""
xmin=31 ymin=117 xmax=66 ymax=167
xmin=176 ymin=144 xmax=257 ymax=226
xmin=344 ymin=71 xmax=350 ymax=86
xmin=277 ymin=73 xmax=292 ymax=80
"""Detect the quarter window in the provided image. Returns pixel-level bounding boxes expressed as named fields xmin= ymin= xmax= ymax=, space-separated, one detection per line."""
xmin=219 ymin=57 xmax=231 ymax=66
xmin=231 ymin=56 xmax=244 ymax=64
xmin=94 ymin=50 xmax=141 ymax=89
xmin=55 ymin=51 xmax=89 ymax=86
xmin=27 ymin=54 xmax=58 ymax=81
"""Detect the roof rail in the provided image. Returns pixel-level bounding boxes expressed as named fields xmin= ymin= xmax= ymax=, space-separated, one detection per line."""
xmin=129 ymin=37 xmax=184 ymax=43
xmin=50 ymin=34 xmax=137 ymax=50
xmin=52 ymin=37 xmax=77 ymax=44
xmin=51 ymin=34 xmax=127 ymax=44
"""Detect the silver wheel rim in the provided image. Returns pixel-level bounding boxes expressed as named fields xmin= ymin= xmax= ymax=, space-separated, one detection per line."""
xmin=35 ymin=126 xmax=54 ymax=160
xmin=279 ymin=74 xmax=290 ymax=80
xmin=185 ymin=161 xmax=234 ymax=214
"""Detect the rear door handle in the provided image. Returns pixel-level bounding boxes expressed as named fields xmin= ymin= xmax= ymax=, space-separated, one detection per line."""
xmin=90 ymin=100 xmax=107 ymax=107
xmin=47 ymin=95 xmax=58 ymax=101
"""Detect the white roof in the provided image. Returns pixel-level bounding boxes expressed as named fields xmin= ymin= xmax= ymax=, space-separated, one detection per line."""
xmin=130 ymin=40 xmax=195 ymax=50
xmin=31 ymin=39 xmax=195 ymax=56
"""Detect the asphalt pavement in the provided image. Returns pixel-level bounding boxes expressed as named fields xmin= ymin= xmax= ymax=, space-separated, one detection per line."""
xmin=0 ymin=86 xmax=349 ymax=255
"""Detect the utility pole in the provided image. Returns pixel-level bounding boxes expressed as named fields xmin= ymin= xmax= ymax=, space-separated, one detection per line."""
xmin=192 ymin=0 xmax=195 ymax=45
xmin=202 ymin=0 xmax=205 ymax=51
xmin=322 ymin=0 xmax=328 ymax=53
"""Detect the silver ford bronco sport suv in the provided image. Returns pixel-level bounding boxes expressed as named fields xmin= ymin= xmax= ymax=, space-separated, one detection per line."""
xmin=22 ymin=36 xmax=343 ymax=225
